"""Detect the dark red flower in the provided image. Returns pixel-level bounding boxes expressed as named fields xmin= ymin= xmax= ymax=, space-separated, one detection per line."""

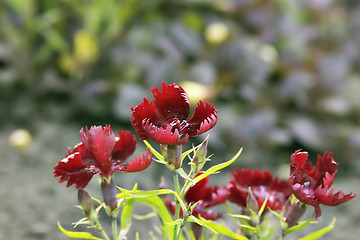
xmin=53 ymin=125 xmax=152 ymax=189
xmin=130 ymin=82 xmax=217 ymax=145
xmin=288 ymin=150 xmax=355 ymax=218
xmin=166 ymin=175 xmax=227 ymax=220
xmin=228 ymin=168 xmax=291 ymax=211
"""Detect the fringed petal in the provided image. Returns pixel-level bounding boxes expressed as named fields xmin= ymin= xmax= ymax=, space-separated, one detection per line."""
xmin=123 ymin=149 xmax=153 ymax=172
xmin=53 ymin=153 xmax=96 ymax=189
xmin=186 ymin=101 xmax=217 ymax=136
xmin=112 ymin=130 xmax=137 ymax=163
xmin=143 ymin=120 xmax=189 ymax=145
xmin=152 ymin=82 xmax=190 ymax=122
xmin=130 ymin=98 xmax=166 ymax=140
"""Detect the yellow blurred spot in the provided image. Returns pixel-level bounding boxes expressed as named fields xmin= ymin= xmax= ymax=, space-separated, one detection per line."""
xmin=258 ymin=44 xmax=278 ymax=64
xmin=204 ymin=22 xmax=230 ymax=45
xmin=74 ymin=30 xmax=99 ymax=63
xmin=8 ymin=129 xmax=33 ymax=149
xmin=58 ymin=53 xmax=75 ymax=73
xmin=180 ymin=81 xmax=212 ymax=106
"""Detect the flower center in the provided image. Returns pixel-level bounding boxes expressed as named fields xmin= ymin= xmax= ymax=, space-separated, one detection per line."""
xmin=170 ymin=119 xmax=188 ymax=133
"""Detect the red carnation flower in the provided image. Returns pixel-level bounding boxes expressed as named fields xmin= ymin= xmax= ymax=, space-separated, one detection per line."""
xmin=53 ymin=125 xmax=152 ymax=189
xmin=166 ymin=175 xmax=227 ymax=220
xmin=288 ymin=150 xmax=355 ymax=218
xmin=228 ymin=168 xmax=291 ymax=211
xmin=130 ymin=82 xmax=217 ymax=145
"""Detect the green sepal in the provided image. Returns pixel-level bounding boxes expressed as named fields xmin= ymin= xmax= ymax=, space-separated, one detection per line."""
xmin=299 ymin=217 xmax=336 ymax=240
xmin=57 ymin=222 xmax=103 ymax=240
xmin=192 ymin=148 xmax=242 ymax=185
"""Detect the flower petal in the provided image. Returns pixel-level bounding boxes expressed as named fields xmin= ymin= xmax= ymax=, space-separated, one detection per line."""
xmin=152 ymin=82 xmax=190 ymax=122
xmin=143 ymin=120 xmax=189 ymax=145
xmin=315 ymin=186 xmax=356 ymax=206
xmin=130 ymin=98 xmax=166 ymax=140
xmin=112 ymin=130 xmax=137 ymax=164
xmin=123 ymin=148 xmax=153 ymax=172
xmin=53 ymin=153 xmax=96 ymax=189
xmin=81 ymin=126 xmax=116 ymax=175
xmin=186 ymin=101 xmax=217 ymax=136
xmin=67 ymin=142 xmax=90 ymax=159
xmin=316 ymin=152 xmax=338 ymax=186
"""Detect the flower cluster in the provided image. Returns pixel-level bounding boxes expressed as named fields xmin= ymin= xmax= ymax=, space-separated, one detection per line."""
xmin=53 ymin=82 xmax=356 ymax=240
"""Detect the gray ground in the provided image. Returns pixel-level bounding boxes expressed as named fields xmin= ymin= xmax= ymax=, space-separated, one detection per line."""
xmin=1 ymin=121 xmax=359 ymax=239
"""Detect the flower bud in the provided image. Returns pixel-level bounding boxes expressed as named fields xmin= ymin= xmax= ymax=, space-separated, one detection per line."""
xmin=163 ymin=144 xmax=183 ymax=170
xmin=101 ymin=178 xmax=118 ymax=213
xmin=282 ymin=199 xmax=306 ymax=228
xmin=246 ymin=187 xmax=259 ymax=214
xmin=191 ymin=136 xmax=209 ymax=173
xmin=78 ymin=189 xmax=94 ymax=218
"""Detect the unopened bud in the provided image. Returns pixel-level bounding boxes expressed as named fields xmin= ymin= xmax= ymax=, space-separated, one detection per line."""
xmin=101 ymin=178 xmax=118 ymax=213
xmin=282 ymin=199 xmax=306 ymax=228
xmin=78 ymin=189 xmax=94 ymax=218
xmin=164 ymin=144 xmax=183 ymax=170
xmin=246 ymin=187 xmax=259 ymax=214
xmin=191 ymin=136 xmax=209 ymax=173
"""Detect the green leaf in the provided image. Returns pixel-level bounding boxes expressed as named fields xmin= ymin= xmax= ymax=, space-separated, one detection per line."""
xmin=191 ymin=216 xmax=249 ymax=240
xmin=182 ymin=146 xmax=196 ymax=161
xmin=118 ymin=187 xmax=187 ymax=213
xmin=299 ymin=217 xmax=336 ymax=240
xmin=143 ymin=140 xmax=164 ymax=161
xmin=133 ymin=212 xmax=157 ymax=220
xmin=176 ymin=167 xmax=195 ymax=184
xmin=118 ymin=198 xmax=135 ymax=239
xmin=57 ymin=222 xmax=103 ymax=240
xmin=132 ymin=195 xmax=175 ymax=239
xmin=258 ymin=194 xmax=269 ymax=217
xmin=284 ymin=217 xmax=314 ymax=235
xmin=193 ymin=148 xmax=242 ymax=185
xmin=228 ymin=214 xmax=251 ymax=221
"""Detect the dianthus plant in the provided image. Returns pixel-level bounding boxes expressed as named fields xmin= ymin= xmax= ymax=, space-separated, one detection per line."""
xmin=54 ymin=82 xmax=355 ymax=240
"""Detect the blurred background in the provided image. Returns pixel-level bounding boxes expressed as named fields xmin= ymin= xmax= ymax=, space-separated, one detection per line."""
xmin=1 ymin=0 xmax=359 ymax=239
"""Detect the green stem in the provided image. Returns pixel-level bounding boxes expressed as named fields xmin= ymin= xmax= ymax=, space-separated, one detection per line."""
xmin=92 ymin=211 xmax=111 ymax=240
xmin=173 ymin=172 xmax=181 ymax=240
xmin=112 ymin=217 xmax=117 ymax=240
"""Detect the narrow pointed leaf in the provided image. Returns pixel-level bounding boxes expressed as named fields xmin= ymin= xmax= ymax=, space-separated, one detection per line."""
xmin=57 ymin=222 xmax=103 ymax=240
xmin=284 ymin=217 xmax=314 ymax=235
xmin=118 ymin=198 xmax=135 ymax=239
xmin=193 ymin=148 xmax=242 ymax=185
xmin=192 ymin=216 xmax=249 ymax=240
xmin=118 ymin=187 xmax=187 ymax=212
xmin=299 ymin=218 xmax=336 ymax=240
xmin=143 ymin=140 xmax=164 ymax=161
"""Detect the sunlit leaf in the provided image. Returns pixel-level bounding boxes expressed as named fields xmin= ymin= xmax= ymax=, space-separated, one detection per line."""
xmin=118 ymin=187 xmax=187 ymax=213
xmin=57 ymin=222 xmax=103 ymax=240
xmin=143 ymin=140 xmax=164 ymax=162
xmin=192 ymin=148 xmax=242 ymax=185
xmin=131 ymin=195 xmax=175 ymax=239
xmin=190 ymin=216 xmax=249 ymax=240
xmin=299 ymin=218 xmax=336 ymax=240
xmin=284 ymin=217 xmax=314 ymax=235
xmin=118 ymin=198 xmax=134 ymax=239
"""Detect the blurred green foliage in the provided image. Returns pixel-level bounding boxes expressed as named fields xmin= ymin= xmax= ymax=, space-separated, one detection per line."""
xmin=1 ymin=0 xmax=360 ymax=173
